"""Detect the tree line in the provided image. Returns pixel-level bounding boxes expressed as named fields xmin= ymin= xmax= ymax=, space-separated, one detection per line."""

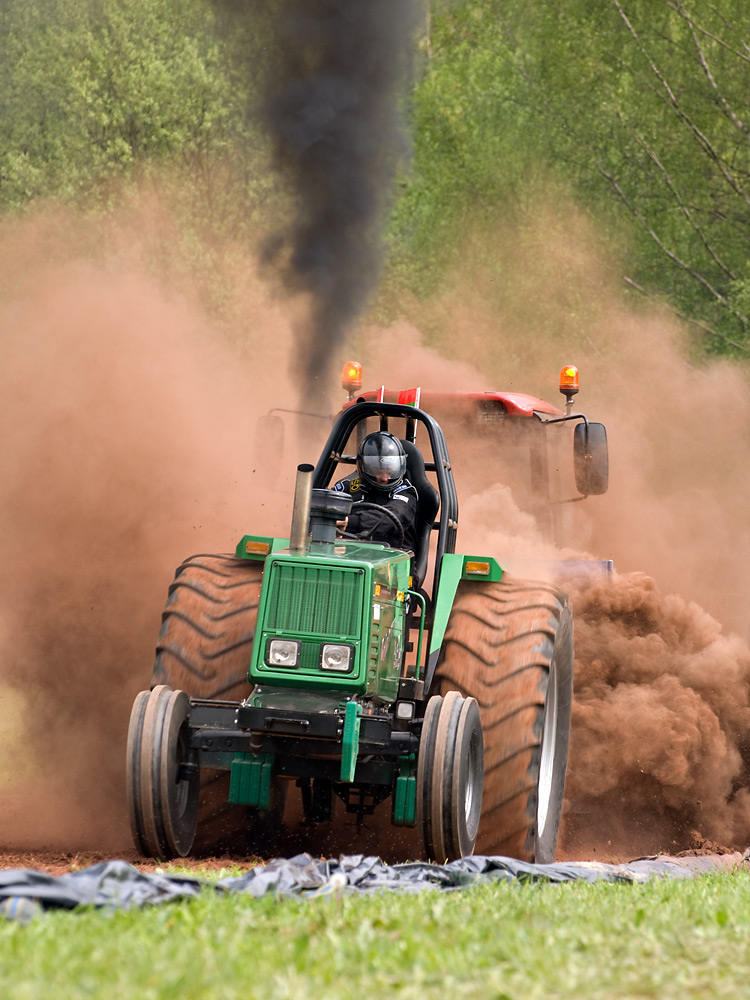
xmin=403 ymin=0 xmax=750 ymax=356
xmin=2 ymin=0 xmax=749 ymax=356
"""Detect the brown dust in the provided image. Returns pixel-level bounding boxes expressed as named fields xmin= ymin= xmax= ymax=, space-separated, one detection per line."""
xmin=0 ymin=208 xmax=303 ymax=850
xmin=1 ymin=196 xmax=749 ymax=860
xmin=357 ymin=247 xmax=750 ymax=858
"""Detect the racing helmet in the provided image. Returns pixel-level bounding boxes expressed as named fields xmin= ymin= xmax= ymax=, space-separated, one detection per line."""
xmin=357 ymin=431 xmax=407 ymax=492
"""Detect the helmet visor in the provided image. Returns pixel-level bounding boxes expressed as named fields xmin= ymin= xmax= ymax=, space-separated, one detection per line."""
xmin=358 ymin=433 xmax=407 ymax=489
xmin=359 ymin=451 xmax=405 ymax=486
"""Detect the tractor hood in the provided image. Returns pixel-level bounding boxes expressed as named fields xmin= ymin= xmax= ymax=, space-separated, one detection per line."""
xmin=249 ymin=541 xmax=412 ymax=702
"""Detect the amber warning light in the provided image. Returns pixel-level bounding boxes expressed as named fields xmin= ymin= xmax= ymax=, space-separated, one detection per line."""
xmin=559 ymin=365 xmax=579 ymax=396
xmin=342 ymin=361 xmax=363 ymax=394
xmin=559 ymin=364 xmax=580 ymax=414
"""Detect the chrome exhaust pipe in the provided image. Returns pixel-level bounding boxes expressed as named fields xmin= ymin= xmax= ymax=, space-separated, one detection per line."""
xmin=289 ymin=463 xmax=314 ymax=554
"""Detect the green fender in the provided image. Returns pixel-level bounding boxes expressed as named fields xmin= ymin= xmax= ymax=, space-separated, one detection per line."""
xmin=429 ymin=553 xmax=503 ymax=658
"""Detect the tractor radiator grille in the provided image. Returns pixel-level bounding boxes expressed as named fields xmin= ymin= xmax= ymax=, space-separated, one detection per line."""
xmin=265 ymin=563 xmax=362 ymax=638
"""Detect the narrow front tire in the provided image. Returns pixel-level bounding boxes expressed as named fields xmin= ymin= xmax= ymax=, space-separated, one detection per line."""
xmin=126 ymin=685 xmax=199 ymax=859
xmin=417 ymin=692 xmax=484 ymax=862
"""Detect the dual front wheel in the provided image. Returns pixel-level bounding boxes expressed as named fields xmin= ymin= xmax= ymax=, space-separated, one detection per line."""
xmin=127 ymin=683 xmax=486 ymax=863
xmin=146 ymin=553 xmax=265 ymax=854
xmin=126 ymin=685 xmax=199 ymax=858
xmin=417 ymin=691 xmax=484 ymax=862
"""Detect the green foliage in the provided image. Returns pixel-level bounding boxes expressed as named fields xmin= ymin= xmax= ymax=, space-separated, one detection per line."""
xmin=2 ymin=0 xmax=750 ymax=357
xmin=2 ymin=874 xmax=750 ymax=998
xmin=0 ymin=0 xmax=259 ymax=208
xmin=388 ymin=0 xmax=750 ymax=355
xmin=0 ymin=0 xmax=284 ymax=330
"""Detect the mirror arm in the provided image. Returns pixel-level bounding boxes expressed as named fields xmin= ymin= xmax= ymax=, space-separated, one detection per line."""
xmin=542 ymin=413 xmax=589 ymax=429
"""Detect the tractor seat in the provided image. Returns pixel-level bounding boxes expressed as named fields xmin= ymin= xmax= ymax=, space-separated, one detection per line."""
xmin=401 ymin=439 xmax=439 ymax=587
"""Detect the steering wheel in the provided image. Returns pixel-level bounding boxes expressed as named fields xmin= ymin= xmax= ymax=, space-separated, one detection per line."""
xmin=342 ymin=502 xmax=406 ymax=550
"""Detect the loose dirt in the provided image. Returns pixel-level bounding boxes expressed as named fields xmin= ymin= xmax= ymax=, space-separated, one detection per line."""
xmin=0 ymin=851 xmax=268 ymax=877
xmin=559 ymin=571 xmax=750 ymax=860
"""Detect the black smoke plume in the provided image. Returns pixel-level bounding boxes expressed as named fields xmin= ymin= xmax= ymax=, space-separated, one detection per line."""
xmin=254 ymin=0 xmax=419 ymax=394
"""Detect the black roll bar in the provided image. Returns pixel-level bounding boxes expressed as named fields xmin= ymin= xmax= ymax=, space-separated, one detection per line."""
xmin=313 ymin=401 xmax=458 ymax=600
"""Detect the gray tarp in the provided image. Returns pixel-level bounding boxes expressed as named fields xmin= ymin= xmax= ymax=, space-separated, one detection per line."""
xmin=0 ymin=851 xmax=747 ymax=920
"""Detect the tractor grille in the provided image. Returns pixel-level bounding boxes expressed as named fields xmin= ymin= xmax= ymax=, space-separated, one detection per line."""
xmin=264 ymin=562 xmax=362 ymax=638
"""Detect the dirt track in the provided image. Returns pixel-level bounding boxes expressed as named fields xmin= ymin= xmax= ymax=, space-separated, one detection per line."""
xmin=0 ymin=850 xmax=262 ymax=877
xmin=0 ymin=837 xmax=742 ymax=878
xmin=0 ymin=808 xmax=738 ymax=877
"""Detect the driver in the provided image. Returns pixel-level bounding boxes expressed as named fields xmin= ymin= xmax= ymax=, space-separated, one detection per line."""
xmin=334 ymin=431 xmax=418 ymax=552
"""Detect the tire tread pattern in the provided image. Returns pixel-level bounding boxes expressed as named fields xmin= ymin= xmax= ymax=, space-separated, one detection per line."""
xmin=147 ymin=553 xmax=264 ymax=851
xmin=150 ymin=553 xmax=262 ymax=701
xmin=434 ymin=577 xmax=570 ymax=860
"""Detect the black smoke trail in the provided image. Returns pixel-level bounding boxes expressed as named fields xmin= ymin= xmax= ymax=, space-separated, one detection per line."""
xmin=256 ymin=0 xmax=419 ymax=394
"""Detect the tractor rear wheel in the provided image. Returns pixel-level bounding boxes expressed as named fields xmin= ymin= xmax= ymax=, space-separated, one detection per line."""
xmin=148 ymin=553 xmax=275 ymax=853
xmin=434 ymin=578 xmax=573 ymax=862
xmin=417 ymin=691 xmax=484 ymax=862
xmin=151 ymin=552 xmax=262 ymax=698
xmin=126 ymin=685 xmax=199 ymax=859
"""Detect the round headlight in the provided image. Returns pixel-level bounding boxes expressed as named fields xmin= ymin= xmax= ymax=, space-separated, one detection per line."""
xmin=320 ymin=643 xmax=353 ymax=672
xmin=268 ymin=639 xmax=300 ymax=667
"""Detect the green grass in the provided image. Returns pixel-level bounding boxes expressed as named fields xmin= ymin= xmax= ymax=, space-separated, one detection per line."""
xmin=1 ymin=872 xmax=750 ymax=999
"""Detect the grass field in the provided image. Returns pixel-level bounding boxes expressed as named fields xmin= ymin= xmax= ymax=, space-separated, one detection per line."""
xmin=1 ymin=870 xmax=749 ymax=999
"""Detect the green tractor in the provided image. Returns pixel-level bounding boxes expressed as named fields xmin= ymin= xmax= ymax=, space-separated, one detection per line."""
xmin=126 ymin=370 xmax=608 ymax=862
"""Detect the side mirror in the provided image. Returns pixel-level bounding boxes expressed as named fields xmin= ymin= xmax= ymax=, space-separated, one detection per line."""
xmin=573 ymin=422 xmax=608 ymax=496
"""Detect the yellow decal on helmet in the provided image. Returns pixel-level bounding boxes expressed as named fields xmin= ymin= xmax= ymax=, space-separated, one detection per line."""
xmin=350 ymin=478 xmax=361 ymax=492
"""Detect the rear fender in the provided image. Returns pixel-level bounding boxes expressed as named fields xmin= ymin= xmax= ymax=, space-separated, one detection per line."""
xmin=430 ymin=553 xmax=503 ymax=659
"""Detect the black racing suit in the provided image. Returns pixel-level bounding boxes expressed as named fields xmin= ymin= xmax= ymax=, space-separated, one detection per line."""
xmin=333 ymin=474 xmax=419 ymax=553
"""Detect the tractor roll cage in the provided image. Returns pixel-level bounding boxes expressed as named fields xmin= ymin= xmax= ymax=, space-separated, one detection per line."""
xmin=313 ymin=401 xmax=458 ymax=601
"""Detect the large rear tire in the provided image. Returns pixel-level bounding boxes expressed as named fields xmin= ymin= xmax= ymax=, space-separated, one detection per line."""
xmin=148 ymin=553 xmax=271 ymax=853
xmin=417 ymin=692 xmax=484 ymax=862
xmin=434 ymin=578 xmax=573 ymax=862
xmin=151 ymin=553 xmax=262 ymax=699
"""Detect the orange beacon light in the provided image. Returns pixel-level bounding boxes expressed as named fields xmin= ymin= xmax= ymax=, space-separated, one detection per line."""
xmin=342 ymin=361 xmax=363 ymax=396
xmin=559 ymin=365 xmax=580 ymax=414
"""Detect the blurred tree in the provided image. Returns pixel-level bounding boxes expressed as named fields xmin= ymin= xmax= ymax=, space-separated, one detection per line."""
xmin=390 ymin=0 xmax=750 ymax=355
xmin=0 ymin=0 xmax=259 ymax=211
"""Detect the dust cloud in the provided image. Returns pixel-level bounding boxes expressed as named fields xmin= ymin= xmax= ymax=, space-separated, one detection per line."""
xmin=563 ymin=571 xmax=750 ymax=859
xmin=0 ymin=205 xmax=307 ymax=850
xmin=2 ymin=186 xmax=750 ymax=859
xmin=354 ymin=218 xmax=750 ymax=855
